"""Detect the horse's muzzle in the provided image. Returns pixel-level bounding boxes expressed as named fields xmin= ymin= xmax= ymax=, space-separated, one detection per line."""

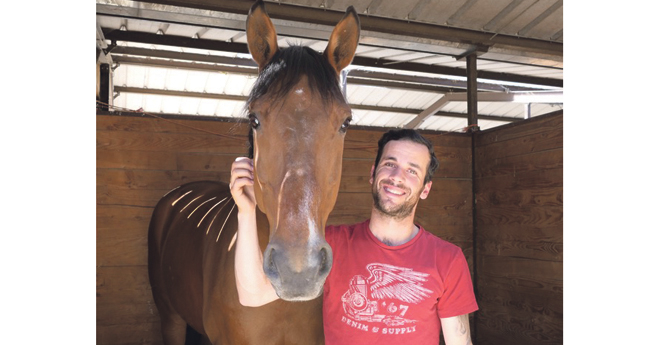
xmin=263 ymin=239 xmax=333 ymax=301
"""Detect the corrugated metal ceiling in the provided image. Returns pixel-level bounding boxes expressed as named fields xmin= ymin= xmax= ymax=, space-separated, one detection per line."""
xmin=96 ymin=0 xmax=563 ymax=132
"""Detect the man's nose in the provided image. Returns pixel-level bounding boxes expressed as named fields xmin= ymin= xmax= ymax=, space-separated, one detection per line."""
xmin=388 ymin=167 xmax=405 ymax=182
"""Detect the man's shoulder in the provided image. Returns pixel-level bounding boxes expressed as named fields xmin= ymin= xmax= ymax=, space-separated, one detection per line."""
xmin=418 ymin=227 xmax=463 ymax=252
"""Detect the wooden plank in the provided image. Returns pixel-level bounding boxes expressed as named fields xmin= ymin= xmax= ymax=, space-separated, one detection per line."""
xmin=97 ymin=266 xmax=151 ymax=291
xmin=475 ymin=148 xmax=563 ymax=179
xmin=476 ymin=112 xmax=563 ymax=146
xmin=97 ymin=130 xmax=251 ymax=154
xmin=477 ymin=205 xmax=562 ymax=227
xmin=476 ymin=224 xmax=562 ymax=244
xmin=97 ymin=321 xmax=162 ymax=345
xmin=477 ymin=305 xmax=562 ymax=344
xmin=477 ymin=238 xmax=562 ymax=261
xmin=97 ymin=185 xmax=170 ymax=208
xmin=477 ymin=256 xmax=562 ymax=294
xmin=475 ymin=187 xmax=563 ymax=209
xmin=97 ymin=168 xmax=229 ymax=191
xmin=476 ymin=126 xmax=562 ymax=161
xmin=97 ymin=225 xmax=149 ymax=266
xmin=477 ymin=321 xmax=561 ymax=345
xmin=96 ymin=149 xmax=178 ymax=170
xmin=97 ymin=114 xmax=248 ymax=136
xmin=476 ymin=327 xmax=531 ymax=345
xmin=97 ymin=205 xmax=154 ymax=230
xmin=478 ymin=286 xmax=562 ymax=324
xmin=175 ymin=152 xmax=243 ymax=172
xmin=97 ymin=288 xmax=160 ymax=325
xmin=476 ymin=167 xmax=563 ymax=191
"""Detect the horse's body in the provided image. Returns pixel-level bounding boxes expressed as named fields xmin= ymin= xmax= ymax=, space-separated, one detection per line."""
xmin=148 ymin=1 xmax=360 ymax=344
xmin=148 ymin=182 xmax=323 ymax=344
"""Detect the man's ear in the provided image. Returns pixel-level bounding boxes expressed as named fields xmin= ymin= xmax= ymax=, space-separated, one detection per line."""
xmin=419 ymin=181 xmax=432 ymax=200
xmin=369 ymin=165 xmax=375 ymax=184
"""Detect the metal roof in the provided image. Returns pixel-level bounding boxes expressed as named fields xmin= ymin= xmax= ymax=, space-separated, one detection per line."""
xmin=96 ymin=0 xmax=563 ymax=132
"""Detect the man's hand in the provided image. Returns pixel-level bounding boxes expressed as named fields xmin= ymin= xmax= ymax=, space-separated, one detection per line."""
xmin=230 ymin=157 xmax=256 ymax=213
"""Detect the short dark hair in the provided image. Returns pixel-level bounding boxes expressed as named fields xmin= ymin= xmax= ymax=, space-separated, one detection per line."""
xmin=373 ymin=129 xmax=439 ymax=184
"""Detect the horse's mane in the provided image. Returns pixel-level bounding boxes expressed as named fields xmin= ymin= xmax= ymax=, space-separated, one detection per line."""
xmin=245 ymin=45 xmax=346 ymax=159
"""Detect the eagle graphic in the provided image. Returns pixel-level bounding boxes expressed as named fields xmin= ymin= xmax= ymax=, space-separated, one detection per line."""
xmin=365 ymin=263 xmax=433 ymax=304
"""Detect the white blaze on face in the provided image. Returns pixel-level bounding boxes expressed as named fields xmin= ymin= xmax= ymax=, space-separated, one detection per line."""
xmin=275 ymin=168 xmax=317 ymax=240
xmin=275 ymin=169 xmax=293 ymax=230
xmin=253 ymin=130 xmax=264 ymax=193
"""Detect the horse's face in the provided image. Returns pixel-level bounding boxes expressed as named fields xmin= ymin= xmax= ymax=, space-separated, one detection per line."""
xmin=249 ymin=77 xmax=350 ymax=300
xmin=245 ymin=0 xmax=360 ymax=301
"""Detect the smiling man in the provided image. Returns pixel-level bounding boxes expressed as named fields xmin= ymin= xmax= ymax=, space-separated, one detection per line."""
xmin=231 ymin=129 xmax=478 ymax=345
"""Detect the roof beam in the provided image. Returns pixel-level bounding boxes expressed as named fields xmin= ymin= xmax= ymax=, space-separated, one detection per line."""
xmin=110 ymin=49 xmax=542 ymax=93
xmin=404 ymin=91 xmax=562 ymax=129
xmin=113 ymin=86 xmax=522 ymax=123
xmin=103 ymin=29 xmax=562 ymax=88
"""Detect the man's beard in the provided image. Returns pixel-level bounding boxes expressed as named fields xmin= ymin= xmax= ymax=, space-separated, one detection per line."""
xmin=372 ymin=181 xmax=422 ymax=220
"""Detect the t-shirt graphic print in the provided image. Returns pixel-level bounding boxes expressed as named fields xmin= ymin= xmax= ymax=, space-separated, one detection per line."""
xmin=341 ymin=263 xmax=432 ymax=329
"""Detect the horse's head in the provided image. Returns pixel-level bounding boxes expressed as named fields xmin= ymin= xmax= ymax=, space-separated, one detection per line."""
xmin=244 ymin=0 xmax=359 ymax=301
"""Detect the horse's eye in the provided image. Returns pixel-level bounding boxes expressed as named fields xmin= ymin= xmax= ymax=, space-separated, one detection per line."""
xmin=249 ymin=114 xmax=260 ymax=129
xmin=340 ymin=117 xmax=352 ymax=133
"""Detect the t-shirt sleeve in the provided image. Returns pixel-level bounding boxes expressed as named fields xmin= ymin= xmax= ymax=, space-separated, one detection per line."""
xmin=436 ymin=248 xmax=479 ymax=318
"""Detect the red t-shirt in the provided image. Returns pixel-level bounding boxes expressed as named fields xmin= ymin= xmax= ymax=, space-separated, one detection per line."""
xmin=323 ymin=219 xmax=478 ymax=345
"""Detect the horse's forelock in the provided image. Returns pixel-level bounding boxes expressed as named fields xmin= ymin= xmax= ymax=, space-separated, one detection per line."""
xmin=244 ymin=45 xmax=346 ymax=159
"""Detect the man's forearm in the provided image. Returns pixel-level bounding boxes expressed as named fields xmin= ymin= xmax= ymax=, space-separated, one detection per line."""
xmin=441 ymin=314 xmax=472 ymax=345
xmin=234 ymin=210 xmax=279 ymax=306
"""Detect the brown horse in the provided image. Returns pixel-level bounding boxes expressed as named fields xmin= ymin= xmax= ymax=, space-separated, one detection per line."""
xmin=147 ymin=1 xmax=360 ymax=344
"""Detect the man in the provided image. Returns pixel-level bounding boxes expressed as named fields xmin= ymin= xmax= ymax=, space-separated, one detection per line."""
xmin=231 ymin=129 xmax=478 ymax=344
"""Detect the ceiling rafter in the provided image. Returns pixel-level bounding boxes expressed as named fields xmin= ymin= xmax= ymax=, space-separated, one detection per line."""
xmin=113 ymin=86 xmax=523 ymax=124
xmin=103 ymin=29 xmax=562 ymax=88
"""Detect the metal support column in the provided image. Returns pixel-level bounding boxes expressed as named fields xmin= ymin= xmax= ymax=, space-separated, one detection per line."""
xmin=98 ymin=63 xmax=111 ymax=111
xmin=466 ymin=51 xmax=479 ymax=342
xmin=466 ymin=53 xmax=479 ymax=133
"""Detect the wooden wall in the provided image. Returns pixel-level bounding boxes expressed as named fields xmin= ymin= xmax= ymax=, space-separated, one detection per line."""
xmin=96 ymin=114 xmax=474 ymax=344
xmin=473 ymin=112 xmax=563 ymax=344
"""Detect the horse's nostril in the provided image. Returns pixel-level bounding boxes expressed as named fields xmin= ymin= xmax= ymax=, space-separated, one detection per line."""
xmin=318 ymin=245 xmax=332 ymax=276
xmin=263 ymin=246 xmax=279 ymax=279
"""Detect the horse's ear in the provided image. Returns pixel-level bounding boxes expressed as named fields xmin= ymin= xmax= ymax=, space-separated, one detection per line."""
xmin=246 ymin=0 xmax=279 ymax=70
xmin=324 ymin=6 xmax=360 ymax=74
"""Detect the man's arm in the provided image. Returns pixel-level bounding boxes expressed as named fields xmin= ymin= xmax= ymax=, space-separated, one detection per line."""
xmin=230 ymin=157 xmax=279 ymax=307
xmin=440 ymin=314 xmax=473 ymax=345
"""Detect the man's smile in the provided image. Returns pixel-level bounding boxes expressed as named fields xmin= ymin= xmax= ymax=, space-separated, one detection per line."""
xmin=381 ymin=182 xmax=407 ymax=197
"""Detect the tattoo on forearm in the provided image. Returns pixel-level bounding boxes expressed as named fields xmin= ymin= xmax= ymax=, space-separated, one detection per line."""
xmin=457 ymin=316 xmax=472 ymax=345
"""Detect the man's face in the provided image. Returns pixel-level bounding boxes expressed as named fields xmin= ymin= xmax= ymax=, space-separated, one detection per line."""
xmin=370 ymin=139 xmax=433 ymax=219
